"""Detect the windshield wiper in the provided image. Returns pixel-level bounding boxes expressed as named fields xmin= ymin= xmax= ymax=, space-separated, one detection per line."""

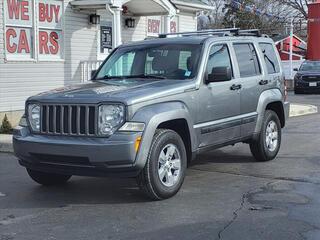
xmin=95 ymin=74 xmax=166 ymax=80
xmin=126 ymin=74 xmax=166 ymax=79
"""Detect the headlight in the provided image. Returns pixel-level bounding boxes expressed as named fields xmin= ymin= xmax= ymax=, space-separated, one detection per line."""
xmin=98 ymin=104 xmax=124 ymax=136
xmin=28 ymin=104 xmax=40 ymax=132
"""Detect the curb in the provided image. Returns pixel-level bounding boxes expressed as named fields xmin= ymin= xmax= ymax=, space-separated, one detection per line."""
xmin=0 ymin=104 xmax=318 ymax=154
xmin=0 ymin=135 xmax=13 ymax=153
xmin=290 ymin=103 xmax=318 ymax=117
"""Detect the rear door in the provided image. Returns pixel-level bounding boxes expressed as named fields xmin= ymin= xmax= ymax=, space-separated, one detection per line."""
xmin=196 ymin=43 xmax=241 ymax=147
xmin=232 ymin=42 xmax=262 ymax=137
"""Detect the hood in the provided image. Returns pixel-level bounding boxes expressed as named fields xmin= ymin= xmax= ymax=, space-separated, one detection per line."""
xmin=29 ymin=78 xmax=195 ymax=105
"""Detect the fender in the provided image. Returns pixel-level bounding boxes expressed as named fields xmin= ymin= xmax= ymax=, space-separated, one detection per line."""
xmin=254 ymin=88 xmax=284 ymax=134
xmin=131 ymin=101 xmax=196 ymax=169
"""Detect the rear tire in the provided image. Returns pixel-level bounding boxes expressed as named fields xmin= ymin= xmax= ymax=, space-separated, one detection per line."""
xmin=137 ymin=129 xmax=187 ymax=200
xmin=27 ymin=168 xmax=71 ymax=186
xmin=250 ymin=110 xmax=281 ymax=162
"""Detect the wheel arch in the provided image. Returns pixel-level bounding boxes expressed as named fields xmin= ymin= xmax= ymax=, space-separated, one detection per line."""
xmin=254 ymin=89 xmax=285 ymax=134
xmin=131 ymin=102 xmax=197 ymax=169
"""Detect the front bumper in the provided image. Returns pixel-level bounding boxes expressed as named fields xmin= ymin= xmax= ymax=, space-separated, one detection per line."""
xmin=295 ymin=80 xmax=320 ymax=93
xmin=13 ymin=127 xmax=143 ymax=177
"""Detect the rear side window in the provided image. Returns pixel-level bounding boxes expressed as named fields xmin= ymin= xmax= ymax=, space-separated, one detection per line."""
xmin=259 ymin=43 xmax=280 ymax=74
xmin=233 ymin=43 xmax=261 ymax=77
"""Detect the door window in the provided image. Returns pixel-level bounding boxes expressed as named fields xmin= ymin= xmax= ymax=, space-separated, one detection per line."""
xmin=233 ymin=43 xmax=261 ymax=77
xmin=206 ymin=44 xmax=233 ymax=77
xmin=259 ymin=43 xmax=280 ymax=74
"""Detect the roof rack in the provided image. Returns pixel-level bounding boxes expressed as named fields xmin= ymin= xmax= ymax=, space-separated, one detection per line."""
xmin=158 ymin=28 xmax=269 ymax=38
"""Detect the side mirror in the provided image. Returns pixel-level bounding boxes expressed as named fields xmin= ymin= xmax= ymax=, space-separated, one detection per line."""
xmin=207 ymin=67 xmax=232 ymax=83
xmin=293 ymin=68 xmax=299 ymax=72
xmin=91 ymin=70 xmax=97 ymax=79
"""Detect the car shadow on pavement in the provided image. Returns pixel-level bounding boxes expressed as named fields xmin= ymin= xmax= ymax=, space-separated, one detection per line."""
xmin=1 ymin=176 xmax=151 ymax=209
xmin=191 ymin=147 xmax=256 ymax=166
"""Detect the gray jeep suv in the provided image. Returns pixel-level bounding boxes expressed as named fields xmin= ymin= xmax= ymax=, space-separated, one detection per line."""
xmin=13 ymin=29 xmax=290 ymax=200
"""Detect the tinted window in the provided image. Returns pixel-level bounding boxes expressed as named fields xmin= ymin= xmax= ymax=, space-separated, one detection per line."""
xmin=259 ymin=43 xmax=280 ymax=74
xmin=234 ymin=43 xmax=261 ymax=77
xmin=206 ymin=44 xmax=233 ymax=76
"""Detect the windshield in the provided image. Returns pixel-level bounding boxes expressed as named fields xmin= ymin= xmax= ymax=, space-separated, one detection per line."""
xmin=94 ymin=44 xmax=202 ymax=80
xmin=300 ymin=61 xmax=320 ymax=71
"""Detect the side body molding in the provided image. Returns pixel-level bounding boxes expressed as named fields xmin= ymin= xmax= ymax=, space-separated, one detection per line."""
xmin=131 ymin=101 xmax=197 ymax=169
xmin=254 ymin=88 xmax=284 ymax=134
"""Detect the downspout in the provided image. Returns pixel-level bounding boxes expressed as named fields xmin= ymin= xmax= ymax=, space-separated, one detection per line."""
xmin=107 ymin=4 xmax=122 ymax=48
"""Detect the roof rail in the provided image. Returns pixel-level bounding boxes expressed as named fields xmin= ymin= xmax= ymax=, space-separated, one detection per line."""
xmin=158 ymin=28 xmax=269 ymax=38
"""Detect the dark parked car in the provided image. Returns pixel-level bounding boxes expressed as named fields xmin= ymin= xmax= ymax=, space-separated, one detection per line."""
xmin=294 ymin=60 xmax=320 ymax=94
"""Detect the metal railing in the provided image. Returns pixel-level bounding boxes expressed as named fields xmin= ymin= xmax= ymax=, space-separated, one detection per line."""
xmin=80 ymin=60 xmax=104 ymax=82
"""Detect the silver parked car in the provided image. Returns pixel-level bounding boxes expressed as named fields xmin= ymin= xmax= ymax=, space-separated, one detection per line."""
xmin=13 ymin=29 xmax=290 ymax=200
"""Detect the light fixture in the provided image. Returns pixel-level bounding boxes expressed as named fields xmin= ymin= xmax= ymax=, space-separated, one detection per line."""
xmin=89 ymin=14 xmax=100 ymax=25
xmin=125 ymin=18 xmax=135 ymax=28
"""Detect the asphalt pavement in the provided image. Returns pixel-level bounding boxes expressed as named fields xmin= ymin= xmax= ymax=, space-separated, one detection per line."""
xmin=1 ymin=92 xmax=320 ymax=240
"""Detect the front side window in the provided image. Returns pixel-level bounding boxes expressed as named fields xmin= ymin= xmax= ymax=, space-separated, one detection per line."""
xmin=234 ymin=43 xmax=261 ymax=77
xmin=206 ymin=44 xmax=233 ymax=76
xmin=259 ymin=43 xmax=280 ymax=74
xmin=95 ymin=44 xmax=202 ymax=80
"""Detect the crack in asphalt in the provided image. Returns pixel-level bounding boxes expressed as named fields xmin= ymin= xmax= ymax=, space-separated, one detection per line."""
xmin=191 ymin=168 xmax=320 ymax=185
xmin=216 ymin=191 xmax=248 ymax=240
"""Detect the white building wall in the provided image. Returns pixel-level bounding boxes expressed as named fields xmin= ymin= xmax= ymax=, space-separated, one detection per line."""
xmin=179 ymin=14 xmax=197 ymax=32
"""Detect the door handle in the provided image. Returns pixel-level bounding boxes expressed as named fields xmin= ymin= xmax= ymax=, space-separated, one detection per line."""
xmin=259 ymin=80 xmax=269 ymax=85
xmin=230 ymin=84 xmax=242 ymax=91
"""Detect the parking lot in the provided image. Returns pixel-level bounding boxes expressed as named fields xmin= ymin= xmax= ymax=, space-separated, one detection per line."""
xmin=1 ymin=92 xmax=320 ymax=240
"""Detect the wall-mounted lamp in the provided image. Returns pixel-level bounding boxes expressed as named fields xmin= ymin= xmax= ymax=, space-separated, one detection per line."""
xmin=125 ymin=18 xmax=135 ymax=28
xmin=89 ymin=14 xmax=100 ymax=25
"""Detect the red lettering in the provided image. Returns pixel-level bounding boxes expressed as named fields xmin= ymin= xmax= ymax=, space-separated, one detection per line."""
xmin=49 ymin=32 xmax=59 ymax=54
xmin=20 ymin=1 xmax=29 ymax=20
xmin=17 ymin=30 xmax=30 ymax=53
xmin=6 ymin=28 xmax=17 ymax=53
xmin=53 ymin=5 xmax=60 ymax=23
xmin=39 ymin=3 xmax=45 ymax=21
xmin=39 ymin=3 xmax=60 ymax=23
xmin=39 ymin=31 xmax=49 ymax=54
xmin=46 ymin=4 xmax=53 ymax=22
xmin=7 ymin=0 xmax=20 ymax=19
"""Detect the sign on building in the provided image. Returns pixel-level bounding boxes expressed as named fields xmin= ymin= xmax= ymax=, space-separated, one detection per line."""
xmin=100 ymin=26 xmax=113 ymax=52
xmin=147 ymin=16 xmax=178 ymax=37
xmin=4 ymin=0 xmax=63 ymax=61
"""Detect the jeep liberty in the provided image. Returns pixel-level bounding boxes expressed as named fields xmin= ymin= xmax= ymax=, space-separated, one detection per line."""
xmin=13 ymin=29 xmax=290 ymax=200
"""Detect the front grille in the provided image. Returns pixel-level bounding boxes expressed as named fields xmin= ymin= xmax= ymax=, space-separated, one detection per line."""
xmin=302 ymin=76 xmax=320 ymax=82
xmin=40 ymin=104 xmax=97 ymax=136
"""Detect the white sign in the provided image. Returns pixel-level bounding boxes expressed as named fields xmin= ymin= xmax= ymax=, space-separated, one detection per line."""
xmin=38 ymin=0 xmax=63 ymax=29
xmin=38 ymin=29 xmax=63 ymax=60
xmin=5 ymin=0 xmax=33 ymax=59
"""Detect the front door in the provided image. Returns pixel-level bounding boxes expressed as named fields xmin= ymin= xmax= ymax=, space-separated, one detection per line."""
xmin=196 ymin=43 xmax=241 ymax=148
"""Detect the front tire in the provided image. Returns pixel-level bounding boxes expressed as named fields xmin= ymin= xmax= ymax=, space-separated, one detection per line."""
xmin=250 ymin=110 xmax=281 ymax=162
xmin=27 ymin=168 xmax=72 ymax=186
xmin=137 ymin=129 xmax=187 ymax=200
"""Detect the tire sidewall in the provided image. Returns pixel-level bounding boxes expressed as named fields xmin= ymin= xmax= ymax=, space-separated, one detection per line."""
xmin=260 ymin=111 xmax=282 ymax=160
xmin=148 ymin=130 xmax=187 ymax=199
